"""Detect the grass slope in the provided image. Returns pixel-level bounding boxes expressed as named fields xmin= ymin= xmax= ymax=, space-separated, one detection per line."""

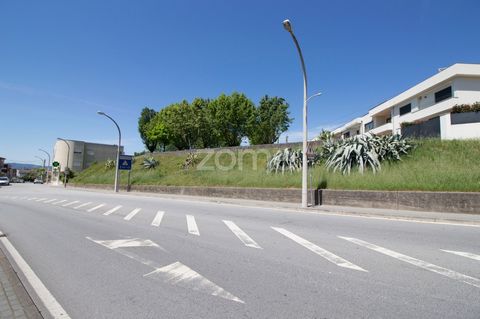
xmin=71 ymin=139 xmax=480 ymax=192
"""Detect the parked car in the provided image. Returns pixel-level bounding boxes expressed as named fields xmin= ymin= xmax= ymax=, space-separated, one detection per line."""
xmin=10 ymin=177 xmax=25 ymax=183
xmin=33 ymin=178 xmax=44 ymax=184
xmin=0 ymin=176 xmax=10 ymax=186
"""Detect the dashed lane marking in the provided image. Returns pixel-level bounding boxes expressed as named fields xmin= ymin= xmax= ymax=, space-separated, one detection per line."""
xmin=340 ymin=236 xmax=480 ymax=288
xmin=62 ymin=201 xmax=80 ymax=207
xmin=103 ymin=205 xmax=122 ymax=216
xmin=73 ymin=202 xmax=92 ymax=209
xmin=186 ymin=215 xmax=200 ymax=236
xmin=151 ymin=211 xmax=165 ymax=227
xmin=124 ymin=208 xmax=141 ymax=220
xmin=87 ymin=204 xmax=106 ymax=212
xmin=52 ymin=200 xmax=67 ymax=205
xmin=441 ymin=249 xmax=480 ymax=262
xmin=223 ymin=220 xmax=262 ymax=249
xmin=272 ymin=227 xmax=367 ymax=272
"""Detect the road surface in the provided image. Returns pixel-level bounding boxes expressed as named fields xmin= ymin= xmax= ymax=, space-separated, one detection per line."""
xmin=0 ymin=184 xmax=479 ymax=318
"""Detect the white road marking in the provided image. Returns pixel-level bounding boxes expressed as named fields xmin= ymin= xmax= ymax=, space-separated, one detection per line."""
xmin=124 ymin=208 xmax=141 ymax=220
xmin=103 ymin=205 xmax=122 ymax=216
xmin=87 ymin=237 xmax=160 ymax=249
xmin=145 ymin=261 xmax=244 ymax=304
xmin=151 ymin=211 xmax=165 ymax=227
xmin=27 ymin=197 xmax=37 ymax=201
xmin=339 ymin=236 xmax=480 ymax=288
xmin=36 ymin=198 xmax=48 ymax=202
xmin=186 ymin=215 xmax=200 ymax=236
xmin=87 ymin=204 xmax=106 ymax=212
xmin=52 ymin=200 xmax=67 ymax=205
xmin=44 ymin=199 xmax=57 ymax=204
xmin=62 ymin=201 xmax=80 ymax=207
xmin=441 ymin=249 xmax=480 ymax=262
xmin=0 ymin=231 xmax=71 ymax=318
xmin=272 ymin=227 xmax=367 ymax=272
xmin=223 ymin=220 xmax=262 ymax=249
xmin=73 ymin=202 xmax=91 ymax=209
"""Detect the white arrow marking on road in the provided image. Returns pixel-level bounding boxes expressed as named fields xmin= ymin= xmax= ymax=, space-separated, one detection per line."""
xmin=145 ymin=261 xmax=244 ymax=303
xmin=87 ymin=237 xmax=160 ymax=249
xmin=186 ymin=215 xmax=200 ymax=236
xmin=124 ymin=208 xmax=141 ymax=220
xmin=223 ymin=220 xmax=262 ymax=249
xmin=87 ymin=204 xmax=105 ymax=212
xmin=87 ymin=237 xmax=243 ymax=303
xmin=62 ymin=201 xmax=80 ymax=207
xmin=44 ymin=199 xmax=57 ymax=203
xmin=441 ymin=249 xmax=480 ymax=262
xmin=272 ymin=227 xmax=367 ymax=272
xmin=73 ymin=202 xmax=91 ymax=209
xmin=340 ymin=236 xmax=480 ymax=288
xmin=103 ymin=205 xmax=122 ymax=216
xmin=151 ymin=211 xmax=165 ymax=227
xmin=52 ymin=200 xmax=67 ymax=205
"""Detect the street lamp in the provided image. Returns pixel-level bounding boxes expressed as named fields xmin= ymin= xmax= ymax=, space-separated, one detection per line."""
xmin=57 ymin=138 xmax=70 ymax=188
xmin=97 ymin=111 xmax=121 ymax=193
xmin=34 ymin=156 xmax=46 ymax=181
xmin=283 ymin=18 xmax=321 ymax=208
xmin=39 ymin=149 xmax=51 ymax=183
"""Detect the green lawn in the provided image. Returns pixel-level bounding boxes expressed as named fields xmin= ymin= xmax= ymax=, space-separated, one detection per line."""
xmin=71 ymin=139 xmax=480 ymax=192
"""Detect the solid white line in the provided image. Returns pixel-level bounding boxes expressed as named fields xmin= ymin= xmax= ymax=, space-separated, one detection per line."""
xmin=0 ymin=231 xmax=71 ymax=318
xmin=62 ymin=201 xmax=80 ymax=207
xmin=124 ymin=208 xmax=141 ymax=220
xmin=223 ymin=220 xmax=262 ymax=249
xmin=151 ymin=211 xmax=165 ymax=227
xmin=73 ymin=202 xmax=91 ymax=210
xmin=272 ymin=227 xmax=367 ymax=272
xmin=44 ymin=199 xmax=57 ymax=204
xmin=103 ymin=205 xmax=122 ymax=216
xmin=186 ymin=215 xmax=200 ymax=236
xmin=52 ymin=200 xmax=67 ymax=205
xmin=441 ymin=249 xmax=480 ymax=262
xmin=36 ymin=198 xmax=48 ymax=202
xmin=339 ymin=236 xmax=480 ymax=288
xmin=87 ymin=204 xmax=105 ymax=212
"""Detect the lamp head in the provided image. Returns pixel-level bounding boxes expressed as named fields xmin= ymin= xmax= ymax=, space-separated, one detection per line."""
xmin=97 ymin=111 xmax=105 ymax=115
xmin=282 ymin=19 xmax=292 ymax=33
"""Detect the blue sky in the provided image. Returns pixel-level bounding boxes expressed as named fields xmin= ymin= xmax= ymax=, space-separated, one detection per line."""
xmin=1 ymin=0 xmax=479 ymax=164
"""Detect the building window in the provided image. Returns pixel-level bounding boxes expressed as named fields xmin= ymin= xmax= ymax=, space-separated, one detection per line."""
xmin=356 ymin=130 xmax=360 ymax=135
xmin=343 ymin=132 xmax=350 ymax=139
xmin=435 ymin=86 xmax=452 ymax=103
xmin=364 ymin=121 xmax=374 ymax=132
xmin=399 ymin=103 xmax=411 ymax=116
xmin=386 ymin=117 xmax=391 ymax=123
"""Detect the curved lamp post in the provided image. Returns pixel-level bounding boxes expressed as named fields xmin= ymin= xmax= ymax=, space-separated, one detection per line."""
xmin=57 ymin=138 xmax=70 ymax=188
xmin=283 ymin=18 xmax=322 ymax=208
xmin=34 ymin=156 xmax=46 ymax=181
xmin=97 ymin=111 xmax=121 ymax=193
xmin=39 ymin=149 xmax=51 ymax=183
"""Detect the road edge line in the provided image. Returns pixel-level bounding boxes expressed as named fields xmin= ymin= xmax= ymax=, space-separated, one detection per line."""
xmin=0 ymin=231 xmax=71 ymax=319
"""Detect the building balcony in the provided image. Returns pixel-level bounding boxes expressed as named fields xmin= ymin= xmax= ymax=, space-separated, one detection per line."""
xmin=369 ymin=122 xmax=393 ymax=135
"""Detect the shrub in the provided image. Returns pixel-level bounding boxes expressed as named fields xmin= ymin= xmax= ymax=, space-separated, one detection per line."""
xmin=181 ymin=152 xmax=199 ymax=170
xmin=325 ymin=134 xmax=412 ymax=175
xmin=105 ymin=159 xmax=115 ymax=170
xmin=266 ymin=148 xmax=318 ymax=174
xmin=143 ymin=156 xmax=159 ymax=169
xmin=452 ymin=102 xmax=480 ymax=114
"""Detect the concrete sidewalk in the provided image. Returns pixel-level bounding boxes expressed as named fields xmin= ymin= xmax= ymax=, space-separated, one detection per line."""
xmin=0 ymin=245 xmax=42 ymax=319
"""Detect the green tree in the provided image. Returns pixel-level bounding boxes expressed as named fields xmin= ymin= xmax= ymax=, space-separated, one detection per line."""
xmin=208 ymin=92 xmax=255 ymax=146
xmin=192 ymin=98 xmax=220 ymax=148
xmin=145 ymin=110 xmax=170 ymax=152
xmin=248 ymin=95 xmax=293 ymax=145
xmin=162 ymin=101 xmax=203 ymax=150
xmin=138 ymin=107 xmax=158 ymax=152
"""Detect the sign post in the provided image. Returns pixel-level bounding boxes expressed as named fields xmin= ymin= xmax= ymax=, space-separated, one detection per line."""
xmin=118 ymin=155 xmax=133 ymax=191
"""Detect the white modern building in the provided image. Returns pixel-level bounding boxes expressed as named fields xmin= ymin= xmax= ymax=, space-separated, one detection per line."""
xmin=53 ymin=139 xmax=123 ymax=173
xmin=332 ymin=63 xmax=480 ymax=140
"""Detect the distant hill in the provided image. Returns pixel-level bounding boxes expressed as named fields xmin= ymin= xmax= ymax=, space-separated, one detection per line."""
xmin=6 ymin=163 xmax=43 ymax=170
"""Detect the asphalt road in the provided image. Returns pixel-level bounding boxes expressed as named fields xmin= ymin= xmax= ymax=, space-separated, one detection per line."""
xmin=0 ymin=184 xmax=479 ymax=319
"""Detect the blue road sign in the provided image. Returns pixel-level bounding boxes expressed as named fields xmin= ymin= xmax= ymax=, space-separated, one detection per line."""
xmin=118 ymin=155 xmax=133 ymax=170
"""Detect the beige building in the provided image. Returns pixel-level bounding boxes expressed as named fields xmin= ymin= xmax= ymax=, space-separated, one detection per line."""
xmin=53 ymin=139 xmax=124 ymax=172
